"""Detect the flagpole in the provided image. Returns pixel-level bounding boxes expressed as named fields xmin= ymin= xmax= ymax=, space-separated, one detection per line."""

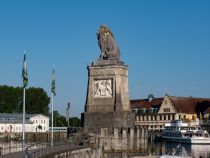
xmin=51 ymin=92 xmax=54 ymax=146
xmin=22 ymin=51 xmax=27 ymax=150
xmin=22 ymin=87 xmax=25 ymax=149
xmin=51 ymin=64 xmax=55 ymax=147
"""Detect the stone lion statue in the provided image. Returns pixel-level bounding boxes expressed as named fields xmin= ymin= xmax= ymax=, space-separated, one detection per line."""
xmin=97 ymin=25 xmax=120 ymax=60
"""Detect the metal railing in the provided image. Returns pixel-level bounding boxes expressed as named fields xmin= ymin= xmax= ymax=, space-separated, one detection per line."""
xmin=25 ymin=142 xmax=89 ymax=158
xmin=0 ymin=143 xmax=23 ymax=155
xmin=0 ymin=138 xmax=67 ymax=156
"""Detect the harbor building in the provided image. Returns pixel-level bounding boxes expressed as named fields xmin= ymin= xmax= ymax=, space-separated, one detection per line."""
xmin=131 ymin=95 xmax=210 ymax=131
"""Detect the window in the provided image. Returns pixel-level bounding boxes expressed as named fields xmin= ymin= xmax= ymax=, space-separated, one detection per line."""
xmin=128 ymin=128 xmax=130 ymax=134
xmin=36 ymin=120 xmax=37 ymax=123
xmin=163 ymin=108 xmax=170 ymax=112
xmin=41 ymin=120 xmax=43 ymax=124
xmin=172 ymin=115 xmax=175 ymax=120
xmin=44 ymin=120 xmax=45 ymax=123
xmin=168 ymin=115 xmax=170 ymax=120
xmin=164 ymin=115 xmax=166 ymax=120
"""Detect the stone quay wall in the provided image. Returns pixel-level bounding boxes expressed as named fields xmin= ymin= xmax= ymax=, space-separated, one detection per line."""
xmin=91 ymin=127 xmax=148 ymax=152
xmin=52 ymin=127 xmax=149 ymax=158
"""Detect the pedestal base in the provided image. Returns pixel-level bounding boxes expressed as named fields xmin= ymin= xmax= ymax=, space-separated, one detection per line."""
xmin=84 ymin=111 xmax=135 ymax=133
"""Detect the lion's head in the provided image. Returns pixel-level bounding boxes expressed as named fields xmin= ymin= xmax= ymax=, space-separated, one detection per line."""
xmin=97 ymin=25 xmax=114 ymax=38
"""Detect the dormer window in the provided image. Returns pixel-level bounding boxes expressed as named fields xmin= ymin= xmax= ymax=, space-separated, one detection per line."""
xmin=140 ymin=108 xmax=146 ymax=113
xmin=163 ymin=108 xmax=170 ymax=112
xmin=148 ymin=94 xmax=154 ymax=102
xmin=149 ymin=108 xmax=154 ymax=113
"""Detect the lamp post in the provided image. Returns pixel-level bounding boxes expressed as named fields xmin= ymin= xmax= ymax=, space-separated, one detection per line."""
xmin=66 ymin=102 xmax=70 ymax=138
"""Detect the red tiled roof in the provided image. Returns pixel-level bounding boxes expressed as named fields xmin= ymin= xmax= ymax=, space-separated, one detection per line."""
xmin=130 ymin=96 xmax=210 ymax=114
xmin=130 ymin=98 xmax=164 ymax=109
xmin=169 ymin=96 xmax=210 ymax=114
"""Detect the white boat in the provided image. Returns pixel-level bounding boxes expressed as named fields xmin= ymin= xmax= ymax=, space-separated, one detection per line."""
xmin=160 ymin=156 xmax=191 ymax=158
xmin=161 ymin=120 xmax=210 ymax=144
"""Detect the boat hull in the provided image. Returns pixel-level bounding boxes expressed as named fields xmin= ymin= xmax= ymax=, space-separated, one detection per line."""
xmin=161 ymin=136 xmax=210 ymax=144
xmin=160 ymin=156 xmax=191 ymax=158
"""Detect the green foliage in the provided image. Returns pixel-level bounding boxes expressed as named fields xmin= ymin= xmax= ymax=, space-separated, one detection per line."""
xmin=0 ymin=85 xmax=81 ymax=127
xmin=0 ymin=85 xmax=50 ymax=115
xmin=49 ymin=110 xmax=81 ymax=127
xmin=69 ymin=117 xmax=81 ymax=127
xmin=25 ymin=87 xmax=50 ymax=115
xmin=0 ymin=85 xmax=22 ymax=113
xmin=38 ymin=125 xmax=42 ymax=129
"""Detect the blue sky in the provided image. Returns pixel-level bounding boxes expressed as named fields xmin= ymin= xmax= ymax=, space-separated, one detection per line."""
xmin=0 ymin=0 xmax=210 ymax=117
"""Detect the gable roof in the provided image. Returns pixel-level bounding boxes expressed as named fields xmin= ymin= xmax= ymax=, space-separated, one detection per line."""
xmin=130 ymin=98 xmax=164 ymax=109
xmin=168 ymin=96 xmax=210 ymax=114
xmin=27 ymin=114 xmax=49 ymax=118
xmin=130 ymin=96 xmax=210 ymax=114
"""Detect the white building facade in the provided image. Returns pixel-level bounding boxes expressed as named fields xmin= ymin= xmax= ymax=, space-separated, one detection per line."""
xmin=29 ymin=114 xmax=49 ymax=132
xmin=0 ymin=113 xmax=49 ymax=133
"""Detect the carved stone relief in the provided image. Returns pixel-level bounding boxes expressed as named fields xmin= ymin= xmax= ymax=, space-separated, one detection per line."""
xmin=94 ymin=79 xmax=112 ymax=97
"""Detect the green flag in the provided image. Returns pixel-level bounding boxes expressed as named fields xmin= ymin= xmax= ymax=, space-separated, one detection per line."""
xmin=22 ymin=53 xmax=28 ymax=88
xmin=51 ymin=66 xmax=56 ymax=96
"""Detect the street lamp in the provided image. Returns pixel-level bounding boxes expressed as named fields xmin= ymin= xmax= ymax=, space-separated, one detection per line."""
xmin=66 ymin=102 xmax=70 ymax=139
xmin=66 ymin=102 xmax=70 ymax=127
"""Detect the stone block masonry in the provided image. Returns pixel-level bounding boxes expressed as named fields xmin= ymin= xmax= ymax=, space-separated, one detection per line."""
xmin=84 ymin=111 xmax=135 ymax=133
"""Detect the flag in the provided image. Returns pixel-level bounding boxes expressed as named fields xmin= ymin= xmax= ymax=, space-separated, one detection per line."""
xmin=22 ymin=53 xmax=28 ymax=88
xmin=51 ymin=66 xmax=56 ymax=96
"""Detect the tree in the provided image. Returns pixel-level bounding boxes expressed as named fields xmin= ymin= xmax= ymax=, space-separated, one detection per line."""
xmin=25 ymin=87 xmax=50 ymax=115
xmin=69 ymin=117 xmax=81 ymax=127
xmin=0 ymin=85 xmax=50 ymax=115
xmin=49 ymin=110 xmax=81 ymax=127
xmin=0 ymin=85 xmax=22 ymax=113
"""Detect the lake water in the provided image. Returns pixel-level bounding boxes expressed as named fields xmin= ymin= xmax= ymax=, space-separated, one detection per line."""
xmin=147 ymin=140 xmax=210 ymax=158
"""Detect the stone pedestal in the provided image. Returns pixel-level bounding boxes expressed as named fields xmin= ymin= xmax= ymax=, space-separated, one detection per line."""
xmin=84 ymin=59 xmax=134 ymax=133
xmin=85 ymin=59 xmax=130 ymax=112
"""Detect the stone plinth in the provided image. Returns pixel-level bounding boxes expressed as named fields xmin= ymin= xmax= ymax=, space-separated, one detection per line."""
xmin=85 ymin=59 xmax=130 ymax=112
